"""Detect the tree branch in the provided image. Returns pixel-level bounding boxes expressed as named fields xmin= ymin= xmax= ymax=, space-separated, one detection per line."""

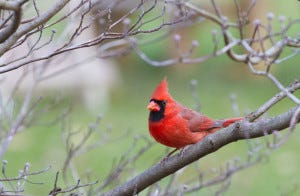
xmin=103 ymin=107 xmax=299 ymax=195
xmin=247 ymin=80 xmax=300 ymax=121
xmin=0 ymin=0 xmax=28 ymax=43
xmin=0 ymin=0 xmax=70 ymax=57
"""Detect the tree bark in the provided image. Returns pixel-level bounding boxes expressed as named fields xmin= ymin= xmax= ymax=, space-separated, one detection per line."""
xmin=103 ymin=107 xmax=299 ymax=196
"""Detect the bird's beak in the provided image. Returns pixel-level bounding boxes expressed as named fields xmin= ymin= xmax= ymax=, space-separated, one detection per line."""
xmin=147 ymin=101 xmax=160 ymax=111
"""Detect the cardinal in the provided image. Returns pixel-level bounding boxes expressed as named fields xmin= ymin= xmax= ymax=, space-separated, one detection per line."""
xmin=147 ymin=78 xmax=243 ymax=153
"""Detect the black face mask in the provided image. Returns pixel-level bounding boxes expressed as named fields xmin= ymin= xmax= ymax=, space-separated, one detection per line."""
xmin=148 ymin=99 xmax=166 ymax=122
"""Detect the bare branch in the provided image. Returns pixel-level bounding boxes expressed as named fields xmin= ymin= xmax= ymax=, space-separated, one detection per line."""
xmin=0 ymin=0 xmax=70 ymax=58
xmin=0 ymin=161 xmax=50 ymax=194
xmin=0 ymin=0 xmax=299 ymax=195
xmin=247 ymin=80 xmax=300 ymax=121
xmin=247 ymin=62 xmax=300 ymax=104
xmin=103 ymin=106 xmax=300 ymax=195
xmin=49 ymin=172 xmax=98 ymax=196
xmin=0 ymin=0 xmax=28 ymax=43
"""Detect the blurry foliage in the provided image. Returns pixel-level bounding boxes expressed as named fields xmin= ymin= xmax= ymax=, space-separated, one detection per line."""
xmin=1 ymin=0 xmax=299 ymax=195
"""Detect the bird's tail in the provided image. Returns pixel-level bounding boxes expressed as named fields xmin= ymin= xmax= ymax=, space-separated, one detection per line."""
xmin=222 ymin=117 xmax=243 ymax=127
xmin=208 ymin=117 xmax=243 ymax=130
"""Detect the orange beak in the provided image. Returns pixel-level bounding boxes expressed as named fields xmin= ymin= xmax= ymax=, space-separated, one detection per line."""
xmin=147 ymin=101 xmax=160 ymax=112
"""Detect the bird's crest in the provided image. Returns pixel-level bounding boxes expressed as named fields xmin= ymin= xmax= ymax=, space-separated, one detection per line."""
xmin=151 ymin=77 xmax=170 ymax=101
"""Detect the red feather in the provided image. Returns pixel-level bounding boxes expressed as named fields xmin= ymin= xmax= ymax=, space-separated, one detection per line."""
xmin=147 ymin=78 xmax=243 ymax=149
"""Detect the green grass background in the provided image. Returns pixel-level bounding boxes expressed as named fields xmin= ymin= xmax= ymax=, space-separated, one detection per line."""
xmin=2 ymin=1 xmax=300 ymax=195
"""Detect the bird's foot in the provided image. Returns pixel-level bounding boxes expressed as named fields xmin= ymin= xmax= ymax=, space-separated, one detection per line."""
xmin=160 ymin=148 xmax=178 ymax=164
xmin=160 ymin=156 xmax=169 ymax=164
xmin=178 ymin=147 xmax=187 ymax=158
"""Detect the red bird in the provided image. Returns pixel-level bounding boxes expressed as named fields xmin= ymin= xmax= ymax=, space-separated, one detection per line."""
xmin=147 ymin=78 xmax=243 ymax=150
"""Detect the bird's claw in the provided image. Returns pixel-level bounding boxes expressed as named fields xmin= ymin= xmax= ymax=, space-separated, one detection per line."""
xmin=178 ymin=147 xmax=187 ymax=158
xmin=160 ymin=148 xmax=179 ymax=164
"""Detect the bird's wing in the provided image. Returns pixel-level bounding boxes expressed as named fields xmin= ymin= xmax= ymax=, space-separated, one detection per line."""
xmin=179 ymin=108 xmax=222 ymax=132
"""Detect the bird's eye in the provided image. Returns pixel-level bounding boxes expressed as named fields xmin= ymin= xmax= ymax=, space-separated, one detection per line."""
xmin=162 ymin=100 xmax=166 ymax=105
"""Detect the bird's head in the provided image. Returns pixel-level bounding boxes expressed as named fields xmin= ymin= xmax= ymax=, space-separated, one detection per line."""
xmin=147 ymin=78 xmax=173 ymax=121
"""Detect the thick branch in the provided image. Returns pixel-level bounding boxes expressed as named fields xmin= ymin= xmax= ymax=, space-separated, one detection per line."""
xmin=103 ymin=107 xmax=299 ymax=196
xmin=0 ymin=0 xmax=28 ymax=43
xmin=0 ymin=0 xmax=27 ymax=11
xmin=0 ymin=0 xmax=70 ymax=57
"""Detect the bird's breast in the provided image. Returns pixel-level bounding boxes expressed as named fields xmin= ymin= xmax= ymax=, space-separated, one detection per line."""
xmin=148 ymin=116 xmax=206 ymax=148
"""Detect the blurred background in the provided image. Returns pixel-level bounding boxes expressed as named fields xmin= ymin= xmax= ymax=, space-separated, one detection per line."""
xmin=1 ymin=0 xmax=300 ymax=195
